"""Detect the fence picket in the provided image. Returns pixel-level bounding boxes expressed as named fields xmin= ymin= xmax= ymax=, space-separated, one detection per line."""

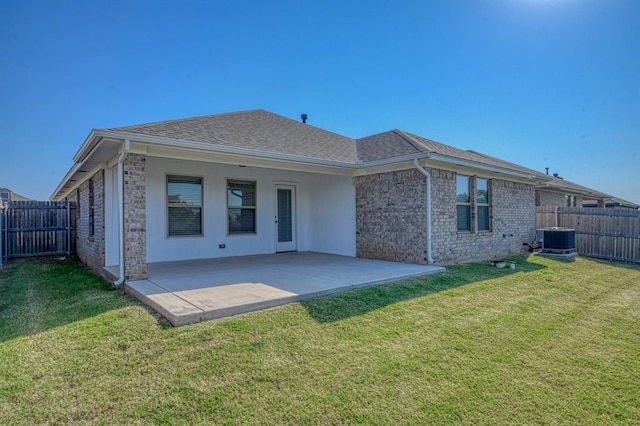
xmin=1 ymin=201 xmax=77 ymax=259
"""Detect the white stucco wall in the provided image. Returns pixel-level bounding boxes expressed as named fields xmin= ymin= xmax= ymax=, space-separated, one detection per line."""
xmin=145 ymin=157 xmax=356 ymax=263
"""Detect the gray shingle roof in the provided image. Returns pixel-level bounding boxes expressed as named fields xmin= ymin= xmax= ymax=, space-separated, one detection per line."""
xmin=103 ymin=110 xmax=544 ymax=177
xmin=105 ymin=109 xmax=358 ymax=163
xmin=357 ymin=130 xmax=545 ymax=177
xmin=537 ymin=176 xmax=610 ymax=198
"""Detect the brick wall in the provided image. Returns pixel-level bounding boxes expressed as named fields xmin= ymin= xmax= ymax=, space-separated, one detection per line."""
xmin=355 ymin=169 xmax=427 ymax=263
xmin=123 ymin=154 xmax=147 ymax=280
xmin=73 ymin=170 xmax=105 ymax=274
xmin=537 ymin=190 xmax=584 ymax=208
xmin=355 ymin=167 xmax=536 ymax=265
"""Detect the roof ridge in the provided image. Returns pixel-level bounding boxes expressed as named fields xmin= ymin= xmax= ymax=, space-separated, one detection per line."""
xmin=392 ymin=129 xmax=431 ymax=152
xmin=102 ymin=109 xmax=267 ymax=131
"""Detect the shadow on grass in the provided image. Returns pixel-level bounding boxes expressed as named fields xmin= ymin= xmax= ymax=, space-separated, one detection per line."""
xmin=0 ymin=258 xmax=168 ymax=343
xmin=580 ymin=255 xmax=640 ymax=272
xmin=301 ymin=255 xmax=547 ymax=323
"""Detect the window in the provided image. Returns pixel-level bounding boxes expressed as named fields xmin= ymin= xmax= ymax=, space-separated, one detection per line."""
xmin=167 ymin=175 xmax=203 ymax=236
xmin=0 ymin=192 xmax=9 ymax=201
xmin=456 ymin=175 xmax=492 ymax=233
xmin=227 ymin=180 xmax=256 ymax=234
xmin=477 ymin=178 xmax=490 ymax=231
xmin=89 ymin=178 xmax=95 ymax=236
xmin=456 ymin=175 xmax=471 ymax=232
xmin=565 ymin=195 xmax=576 ymax=207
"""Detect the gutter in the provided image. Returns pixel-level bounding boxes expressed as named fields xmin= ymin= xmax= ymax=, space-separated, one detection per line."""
xmin=50 ymin=162 xmax=83 ymax=200
xmin=112 ymin=139 xmax=130 ymax=287
xmin=427 ymin=153 xmax=536 ymax=180
xmin=102 ymin=130 xmax=358 ymax=170
xmin=413 ymin=158 xmax=435 ymax=264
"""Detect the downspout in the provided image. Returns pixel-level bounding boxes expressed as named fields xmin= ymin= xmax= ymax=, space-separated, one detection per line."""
xmin=113 ymin=139 xmax=130 ymax=287
xmin=413 ymin=158 xmax=435 ymax=264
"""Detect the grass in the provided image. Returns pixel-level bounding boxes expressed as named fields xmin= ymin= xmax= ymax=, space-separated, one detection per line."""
xmin=1 ymin=255 xmax=639 ymax=425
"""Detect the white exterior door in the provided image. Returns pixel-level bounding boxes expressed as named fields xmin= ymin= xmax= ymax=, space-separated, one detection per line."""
xmin=275 ymin=185 xmax=296 ymax=252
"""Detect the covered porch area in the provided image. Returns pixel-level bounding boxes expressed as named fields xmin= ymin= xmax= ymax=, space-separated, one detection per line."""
xmin=125 ymin=252 xmax=445 ymax=326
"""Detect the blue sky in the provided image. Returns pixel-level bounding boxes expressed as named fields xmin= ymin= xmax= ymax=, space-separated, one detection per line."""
xmin=1 ymin=0 xmax=638 ymax=204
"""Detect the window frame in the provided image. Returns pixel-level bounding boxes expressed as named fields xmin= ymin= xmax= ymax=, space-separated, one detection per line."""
xmin=476 ymin=178 xmax=491 ymax=232
xmin=227 ymin=179 xmax=257 ymax=235
xmin=89 ymin=178 xmax=95 ymax=237
xmin=456 ymin=174 xmax=492 ymax=234
xmin=456 ymin=175 xmax=472 ymax=232
xmin=166 ymin=174 xmax=204 ymax=238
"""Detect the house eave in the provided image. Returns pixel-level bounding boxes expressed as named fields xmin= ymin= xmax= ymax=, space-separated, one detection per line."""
xmin=103 ymin=130 xmax=358 ymax=170
xmin=536 ymin=185 xmax=609 ymax=200
xmin=427 ymin=153 xmax=539 ymax=180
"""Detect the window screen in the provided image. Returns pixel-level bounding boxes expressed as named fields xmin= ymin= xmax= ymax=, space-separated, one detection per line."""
xmin=456 ymin=175 xmax=471 ymax=231
xmin=167 ymin=175 xmax=203 ymax=236
xmin=477 ymin=178 xmax=490 ymax=231
xmin=227 ymin=180 xmax=256 ymax=234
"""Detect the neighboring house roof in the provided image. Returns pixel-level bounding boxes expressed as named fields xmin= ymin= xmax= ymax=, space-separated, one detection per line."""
xmin=357 ymin=130 xmax=547 ymax=178
xmin=536 ymin=176 xmax=610 ymax=200
xmin=0 ymin=187 xmax=31 ymax=202
xmin=584 ymin=196 xmax=640 ymax=209
xmin=106 ymin=109 xmax=358 ymax=163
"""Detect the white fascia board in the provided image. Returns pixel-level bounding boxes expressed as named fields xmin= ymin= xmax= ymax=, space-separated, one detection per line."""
xmin=72 ymin=129 xmax=115 ymax=162
xmin=53 ymin=132 xmax=122 ymax=201
xmin=50 ymin=162 xmax=83 ymax=201
xmin=428 ymin=153 xmax=536 ymax=180
xmin=145 ymin=145 xmax=354 ymax=176
xmin=51 ymin=162 xmax=107 ymax=201
xmin=104 ymin=130 xmax=358 ymax=170
xmin=537 ymin=186 xmax=609 ymax=199
xmin=355 ymin=152 xmax=430 ymax=168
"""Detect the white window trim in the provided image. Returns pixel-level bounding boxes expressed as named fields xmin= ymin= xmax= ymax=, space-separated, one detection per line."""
xmin=456 ymin=174 xmax=492 ymax=234
xmin=166 ymin=174 xmax=204 ymax=238
xmin=226 ymin=179 xmax=257 ymax=236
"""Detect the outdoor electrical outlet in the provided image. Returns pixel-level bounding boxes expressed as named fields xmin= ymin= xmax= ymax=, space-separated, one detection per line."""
xmin=219 ymin=244 xmax=226 ymax=249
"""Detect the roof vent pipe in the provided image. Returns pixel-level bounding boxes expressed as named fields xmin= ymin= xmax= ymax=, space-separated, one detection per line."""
xmin=545 ymin=167 xmax=549 ymax=175
xmin=301 ymin=113 xmax=308 ymax=124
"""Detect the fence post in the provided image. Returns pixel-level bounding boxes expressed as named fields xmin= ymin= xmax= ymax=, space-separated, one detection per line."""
xmin=66 ymin=201 xmax=71 ymax=256
xmin=0 ymin=204 xmax=3 ymax=271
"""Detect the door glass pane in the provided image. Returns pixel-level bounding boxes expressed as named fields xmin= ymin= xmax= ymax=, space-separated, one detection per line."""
xmin=277 ymin=189 xmax=292 ymax=242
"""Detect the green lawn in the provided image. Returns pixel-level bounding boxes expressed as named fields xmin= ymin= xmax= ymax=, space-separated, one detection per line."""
xmin=1 ymin=256 xmax=638 ymax=425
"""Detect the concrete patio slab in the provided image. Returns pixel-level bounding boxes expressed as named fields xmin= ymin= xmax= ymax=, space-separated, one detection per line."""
xmin=125 ymin=252 xmax=445 ymax=326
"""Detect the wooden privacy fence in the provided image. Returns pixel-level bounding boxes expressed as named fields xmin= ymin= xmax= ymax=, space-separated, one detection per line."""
xmin=536 ymin=206 xmax=640 ymax=263
xmin=1 ymin=201 xmax=76 ymax=260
